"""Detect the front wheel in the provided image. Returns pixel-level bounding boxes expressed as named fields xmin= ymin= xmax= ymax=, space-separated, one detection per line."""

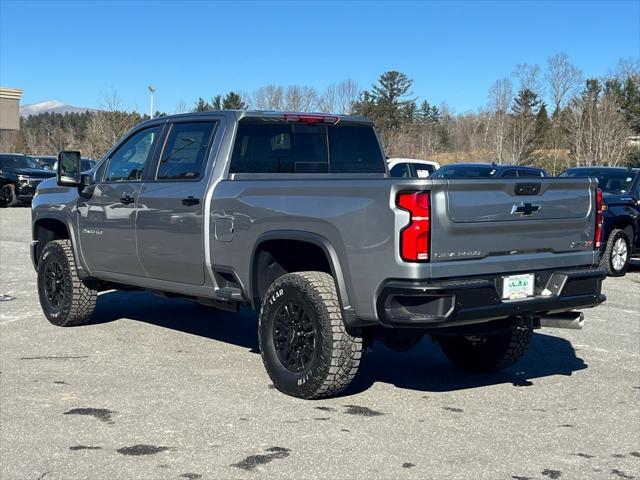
xmin=435 ymin=324 xmax=533 ymax=372
xmin=37 ymin=240 xmax=97 ymax=327
xmin=600 ymin=229 xmax=631 ymax=277
xmin=258 ymin=271 xmax=362 ymax=399
xmin=0 ymin=184 xmax=18 ymax=207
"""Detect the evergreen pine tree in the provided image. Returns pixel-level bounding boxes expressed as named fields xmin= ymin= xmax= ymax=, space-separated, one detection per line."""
xmin=194 ymin=97 xmax=213 ymax=112
xmin=533 ymin=103 xmax=551 ymax=148
xmin=622 ymin=77 xmax=640 ymax=134
xmin=222 ymin=92 xmax=247 ymax=110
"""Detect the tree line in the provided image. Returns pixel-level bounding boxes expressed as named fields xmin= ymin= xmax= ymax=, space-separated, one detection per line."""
xmin=10 ymin=53 xmax=640 ymax=171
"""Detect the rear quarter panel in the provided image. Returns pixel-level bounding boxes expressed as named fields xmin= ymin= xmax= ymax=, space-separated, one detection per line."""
xmin=210 ymin=177 xmax=428 ymax=322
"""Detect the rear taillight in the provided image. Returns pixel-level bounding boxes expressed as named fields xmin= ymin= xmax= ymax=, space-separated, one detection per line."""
xmin=594 ymin=188 xmax=603 ymax=248
xmin=397 ymin=191 xmax=430 ymax=262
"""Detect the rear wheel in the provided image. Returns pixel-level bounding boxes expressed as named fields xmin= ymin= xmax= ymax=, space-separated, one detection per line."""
xmin=435 ymin=324 xmax=533 ymax=372
xmin=600 ymin=229 xmax=630 ymax=277
xmin=37 ymin=240 xmax=97 ymax=326
xmin=258 ymin=271 xmax=362 ymax=399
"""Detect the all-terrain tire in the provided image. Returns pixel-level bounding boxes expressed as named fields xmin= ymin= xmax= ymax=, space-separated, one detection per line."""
xmin=258 ymin=271 xmax=362 ymax=399
xmin=0 ymin=184 xmax=18 ymax=207
xmin=599 ymin=228 xmax=631 ymax=277
xmin=37 ymin=240 xmax=97 ymax=327
xmin=435 ymin=324 xmax=533 ymax=372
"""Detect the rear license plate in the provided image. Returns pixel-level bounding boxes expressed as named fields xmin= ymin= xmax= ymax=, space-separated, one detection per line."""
xmin=502 ymin=274 xmax=535 ymax=300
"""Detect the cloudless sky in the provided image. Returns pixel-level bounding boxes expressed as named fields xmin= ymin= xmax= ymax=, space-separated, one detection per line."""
xmin=1 ymin=0 xmax=638 ymax=113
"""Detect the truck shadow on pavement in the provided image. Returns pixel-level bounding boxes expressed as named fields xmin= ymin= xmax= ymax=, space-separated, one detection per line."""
xmin=92 ymin=290 xmax=261 ymax=352
xmin=346 ymin=333 xmax=586 ymax=395
xmin=92 ymin=290 xmax=587 ymax=395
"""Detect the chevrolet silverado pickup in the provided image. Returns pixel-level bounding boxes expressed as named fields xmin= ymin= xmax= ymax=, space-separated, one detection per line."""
xmin=31 ymin=111 xmax=606 ymax=399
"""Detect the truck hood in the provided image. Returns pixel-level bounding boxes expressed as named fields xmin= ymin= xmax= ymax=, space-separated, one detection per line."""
xmin=602 ymin=191 xmax=636 ymax=205
xmin=12 ymin=168 xmax=56 ymax=179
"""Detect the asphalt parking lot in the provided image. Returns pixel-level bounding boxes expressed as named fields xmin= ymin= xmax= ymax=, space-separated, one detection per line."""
xmin=0 ymin=206 xmax=638 ymax=480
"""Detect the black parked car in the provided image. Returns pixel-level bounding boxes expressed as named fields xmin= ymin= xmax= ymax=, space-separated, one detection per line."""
xmin=0 ymin=153 xmax=56 ymax=207
xmin=560 ymin=166 xmax=640 ymax=276
xmin=431 ymin=163 xmax=547 ymax=179
xmin=51 ymin=157 xmax=97 ymax=172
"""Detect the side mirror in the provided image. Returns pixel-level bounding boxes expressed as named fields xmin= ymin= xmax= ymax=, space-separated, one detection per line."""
xmin=57 ymin=151 xmax=82 ymax=186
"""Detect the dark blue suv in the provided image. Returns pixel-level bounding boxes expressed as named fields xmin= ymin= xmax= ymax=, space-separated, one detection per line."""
xmin=560 ymin=166 xmax=640 ymax=276
xmin=431 ymin=163 xmax=547 ymax=179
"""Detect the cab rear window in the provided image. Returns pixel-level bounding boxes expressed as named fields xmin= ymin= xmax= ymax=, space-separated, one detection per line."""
xmin=229 ymin=123 xmax=385 ymax=174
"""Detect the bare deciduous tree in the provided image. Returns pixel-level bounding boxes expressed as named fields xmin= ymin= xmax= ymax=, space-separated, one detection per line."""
xmin=317 ymin=79 xmax=359 ymax=114
xmin=514 ymin=63 xmax=543 ymax=96
xmin=252 ymin=85 xmax=284 ymax=110
xmin=334 ymin=79 xmax=359 ymax=114
xmin=175 ymin=99 xmax=189 ymax=114
xmin=611 ymin=57 xmax=640 ymax=81
xmin=85 ymin=90 xmax=141 ymax=159
xmin=488 ymin=78 xmax=513 ymax=162
xmin=545 ymin=53 xmax=583 ymax=114
xmin=284 ymin=85 xmax=318 ymax=112
xmin=566 ymin=89 xmax=631 ymax=166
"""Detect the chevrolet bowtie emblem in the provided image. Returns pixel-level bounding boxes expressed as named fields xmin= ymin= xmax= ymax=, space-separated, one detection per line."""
xmin=511 ymin=202 xmax=541 ymax=216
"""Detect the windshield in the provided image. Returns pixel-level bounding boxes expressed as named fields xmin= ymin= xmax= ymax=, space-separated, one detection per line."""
xmin=560 ymin=169 xmax=637 ymax=194
xmin=432 ymin=165 xmax=497 ymax=178
xmin=81 ymin=160 xmax=96 ymax=171
xmin=34 ymin=156 xmax=56 ymax=166
xmin=0 ymin=155 xmax=42 ymax=170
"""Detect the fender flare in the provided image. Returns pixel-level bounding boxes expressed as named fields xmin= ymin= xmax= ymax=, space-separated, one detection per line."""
xmin=249 ymin=230 xmax=359 ymax=326
xmin=32 ymin=214 xmax=90 ymax=278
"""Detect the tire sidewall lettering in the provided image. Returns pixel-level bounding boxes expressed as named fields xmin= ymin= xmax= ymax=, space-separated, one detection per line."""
xmin=268 ymin=288 xmax=284 ymax=306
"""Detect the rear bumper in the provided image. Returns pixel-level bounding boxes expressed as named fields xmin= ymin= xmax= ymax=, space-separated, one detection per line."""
xmin=376 ymin=267 xmax=606 ymax=328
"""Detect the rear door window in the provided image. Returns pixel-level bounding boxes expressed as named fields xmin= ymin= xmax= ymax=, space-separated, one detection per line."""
xmin=328 ymin=125 xmax=385 ymax=173
xmin=156 ymin=122 xmax=216 ymax=180
xmin=230 ymin=123 xmax=385 ymax=174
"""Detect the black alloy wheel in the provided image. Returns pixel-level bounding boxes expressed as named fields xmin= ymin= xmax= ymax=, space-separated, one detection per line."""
xmin=272 ymin=301 xmax=317 ymax=373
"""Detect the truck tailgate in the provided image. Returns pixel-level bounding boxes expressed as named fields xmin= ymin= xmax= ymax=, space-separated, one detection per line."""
xmin=428 ymin=178 xmax=598 ymax=277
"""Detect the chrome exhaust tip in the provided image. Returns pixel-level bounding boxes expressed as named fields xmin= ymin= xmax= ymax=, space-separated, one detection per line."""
xmin=540 ymin=311 xmax=584 ymax=330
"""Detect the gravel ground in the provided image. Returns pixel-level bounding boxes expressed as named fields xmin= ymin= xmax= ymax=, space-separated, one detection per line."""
xmin=1 ymin=206 xmax=639 ymax=480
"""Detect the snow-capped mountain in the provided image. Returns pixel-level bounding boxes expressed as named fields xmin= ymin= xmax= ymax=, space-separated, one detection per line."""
xmin=20 ymin=100 xmax=94 ymax=117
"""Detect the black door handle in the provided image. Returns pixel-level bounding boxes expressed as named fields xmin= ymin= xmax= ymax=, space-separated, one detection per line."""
xmin=120 ymin=195 xmax=135 ymax=205
xmin=182 ymin=196 xmax=200 ymax=206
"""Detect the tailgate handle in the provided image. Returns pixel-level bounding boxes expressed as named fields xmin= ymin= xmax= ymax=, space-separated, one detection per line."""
xmin=515 ymin=183 xmax=541 ymax=195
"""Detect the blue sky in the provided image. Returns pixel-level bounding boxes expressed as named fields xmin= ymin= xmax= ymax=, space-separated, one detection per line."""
xmin=1 ymin=0 xmax=638 ymax=113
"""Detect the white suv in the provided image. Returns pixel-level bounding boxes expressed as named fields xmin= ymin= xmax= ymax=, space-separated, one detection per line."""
xmin=388 ymin=158 xmax=441 ymax=178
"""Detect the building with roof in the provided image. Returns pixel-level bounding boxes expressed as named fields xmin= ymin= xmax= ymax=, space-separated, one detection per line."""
xmin=0 ymin=87 xmax=23 ymax=149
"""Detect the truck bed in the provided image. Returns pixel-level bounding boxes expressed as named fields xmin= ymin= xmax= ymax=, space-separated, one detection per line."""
xmin=211 ymin=175 xmax=600 ymax=324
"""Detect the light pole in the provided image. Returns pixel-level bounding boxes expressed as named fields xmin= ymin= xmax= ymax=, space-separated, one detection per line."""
xmin=148 ymin=85 xmax=156 ymax=118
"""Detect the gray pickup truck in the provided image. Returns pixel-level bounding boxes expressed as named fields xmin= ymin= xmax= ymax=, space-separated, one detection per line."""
xmin=31 ymin=111 xmax=606 ymax=399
